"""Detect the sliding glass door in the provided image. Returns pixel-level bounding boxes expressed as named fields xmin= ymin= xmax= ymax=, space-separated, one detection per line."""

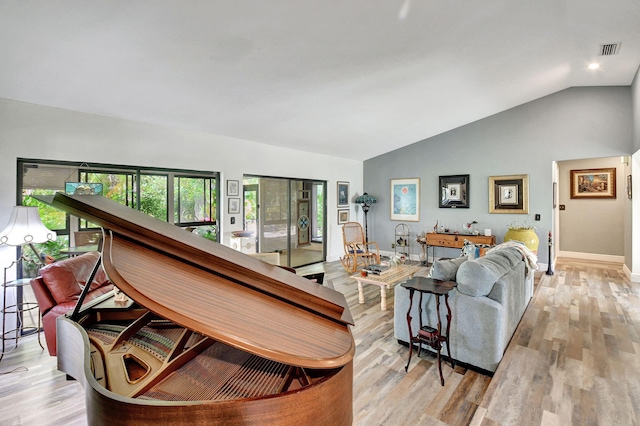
xmin=243 ymin=176 xmax=325 ymax=268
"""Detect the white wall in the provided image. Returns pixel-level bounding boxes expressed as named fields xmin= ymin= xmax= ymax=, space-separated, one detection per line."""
xmin=630 ymin=152 xmax=639 ymax=281
xmin=630 ymin=67 xmax=640 ymax=281
xmin=0 ymin=98 xmax=364 ymax=274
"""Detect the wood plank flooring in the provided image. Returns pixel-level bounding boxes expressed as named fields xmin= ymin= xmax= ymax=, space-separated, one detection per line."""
xmin=0 ymin=257 xmax=635 ymax=425
xmin=476 ymin=257 xmax=639 ymax=426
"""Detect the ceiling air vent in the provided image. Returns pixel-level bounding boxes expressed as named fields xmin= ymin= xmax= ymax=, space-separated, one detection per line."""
xmin=600 ymin=43 xmax=620 ymax=56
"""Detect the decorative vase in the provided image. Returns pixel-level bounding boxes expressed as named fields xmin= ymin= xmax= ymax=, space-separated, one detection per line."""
xmin=504 ymin=228 xmax=539 ymax=254
xmin=419 ymin=248 xmax=427 ymax=266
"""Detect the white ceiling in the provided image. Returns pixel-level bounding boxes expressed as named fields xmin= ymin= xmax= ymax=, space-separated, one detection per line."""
xmin=1 ymin=1 xmax=639 ymax=161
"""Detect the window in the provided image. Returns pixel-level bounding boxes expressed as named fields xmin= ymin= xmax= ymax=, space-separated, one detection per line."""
xmin=139 ymin=174 xmax=168 ymax=221
xmin=174 ymin=176 xmax=215 ymax=224
xmin=18 ymin=159 xmax=219 ymax=259
xmin=175 ymin=175 xmax=217 ymax=242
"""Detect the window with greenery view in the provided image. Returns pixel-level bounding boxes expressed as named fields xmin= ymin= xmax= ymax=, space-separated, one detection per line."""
xmin=18 ymin=160 xmax=219 ymax=265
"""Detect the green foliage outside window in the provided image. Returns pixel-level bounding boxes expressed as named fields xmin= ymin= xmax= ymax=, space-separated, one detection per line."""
xmin=19 ymin=165 xmax=219 ymax=268
xmin=140 ymin=175 xmax=168 ymax=221
xmin=83 ymin=172 xmax=132 ymax=206
xmin=21 ymin=193 xmax=69 ymax=270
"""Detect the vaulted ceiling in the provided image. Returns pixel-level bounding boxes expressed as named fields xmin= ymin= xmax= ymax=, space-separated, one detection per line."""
xmin=1 ymin=1 xmax=639 ymax=161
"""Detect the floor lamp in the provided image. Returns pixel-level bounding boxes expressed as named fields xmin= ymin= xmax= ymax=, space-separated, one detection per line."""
xmin=1 ymin=206 xmax=56 ymax=358
xmin=354 ymin=193 xmax=377 ymax=243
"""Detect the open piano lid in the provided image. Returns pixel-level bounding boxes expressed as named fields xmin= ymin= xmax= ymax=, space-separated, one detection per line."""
xmin=45 ymin=192 xmax=354 ymax=369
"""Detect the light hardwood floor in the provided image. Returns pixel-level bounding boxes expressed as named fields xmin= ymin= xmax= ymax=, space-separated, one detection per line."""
xmin=0 ymin=257 xmax=635 ymax=425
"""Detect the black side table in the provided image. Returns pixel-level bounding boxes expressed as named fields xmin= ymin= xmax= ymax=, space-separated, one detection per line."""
xmin=402 ymin=276 xmax=456 ymax=386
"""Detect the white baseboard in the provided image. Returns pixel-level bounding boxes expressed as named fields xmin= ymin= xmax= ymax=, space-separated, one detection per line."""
xmin=623 ymin=263 xmax=640 ymax=283
xmin=557 ymin=250 xmax=624 ymax=264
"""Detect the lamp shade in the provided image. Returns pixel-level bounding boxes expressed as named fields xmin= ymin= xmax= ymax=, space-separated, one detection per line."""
xmin=0 ymin=206 xmax=57 ymax=246
xmin=355 ymin=193 xmax=377 ymax=206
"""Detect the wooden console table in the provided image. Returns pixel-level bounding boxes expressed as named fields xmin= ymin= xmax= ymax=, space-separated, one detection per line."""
xmin=425 ymin=232 xmax=495 ymax=264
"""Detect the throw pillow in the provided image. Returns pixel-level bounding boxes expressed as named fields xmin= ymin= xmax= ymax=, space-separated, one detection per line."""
xmin=430 ymin=256 xmax=467 ymax=281
xmin=40 ymin=262 xmax=83 ymax=304
xmin=461 ymin=240 xmax=478 ymax=259
xmin=40 ymin=251 xmax=110 ymax=303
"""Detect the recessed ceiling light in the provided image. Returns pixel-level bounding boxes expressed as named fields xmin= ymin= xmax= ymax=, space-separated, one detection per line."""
xmin=588 ymin=63 xmax=600 ymax=70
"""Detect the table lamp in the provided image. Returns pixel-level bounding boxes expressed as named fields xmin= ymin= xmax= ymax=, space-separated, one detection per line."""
xmin=0 ymin=206 xmax=57 ymax=267
xmin=354 ymin=193 xmax=377 ymax=243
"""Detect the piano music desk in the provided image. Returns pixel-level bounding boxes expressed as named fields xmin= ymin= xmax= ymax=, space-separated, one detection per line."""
xmin=350 ymin=264 xmax=422 ymax=310
xmin=93 ymin=294 xmax=135 ymax=311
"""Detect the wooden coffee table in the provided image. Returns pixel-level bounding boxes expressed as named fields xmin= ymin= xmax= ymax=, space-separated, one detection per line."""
xmin=350 ymin=264 xmax=422 ymax=310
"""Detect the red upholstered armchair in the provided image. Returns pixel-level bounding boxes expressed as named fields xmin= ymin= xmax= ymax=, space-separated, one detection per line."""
xmin=31 ymin=251 xmax=114 ymax=355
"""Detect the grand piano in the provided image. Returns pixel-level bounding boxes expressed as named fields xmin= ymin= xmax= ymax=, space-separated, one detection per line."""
xmin=45 ymin=193 xmax=355 ymax=425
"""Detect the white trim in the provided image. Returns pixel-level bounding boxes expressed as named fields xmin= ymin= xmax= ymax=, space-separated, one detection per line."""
xmin=623 ymin=263 xmax=640 ymax=283
xmin=557 ymin=250 xmax=624 ymax=264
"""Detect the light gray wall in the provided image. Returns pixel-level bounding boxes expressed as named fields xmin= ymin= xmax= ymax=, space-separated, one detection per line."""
xmin=364 ymin=87 xmax=633 ymax=266
xmin=557 ymin=157 xmax=625 ymax=256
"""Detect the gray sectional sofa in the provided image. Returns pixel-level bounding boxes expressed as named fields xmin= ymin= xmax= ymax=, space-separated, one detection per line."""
xmin=393 ymin=246 xmax=534 ymax=373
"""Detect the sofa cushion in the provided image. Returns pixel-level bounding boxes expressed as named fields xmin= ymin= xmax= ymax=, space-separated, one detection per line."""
xmin=430 ymin=257 xmax=467 ymax=281
xmin=39 ymin=251 xmax=110 ymax=304
xmin=40 ymin=263 xmax=82 ymax=304
xmin=456 ymin=247 xmax=522 ymax=297
xmin=81 ymin=266 xmax=110 ymax=291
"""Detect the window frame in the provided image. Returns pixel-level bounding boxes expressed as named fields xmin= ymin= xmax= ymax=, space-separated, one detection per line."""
xmin=17 ymin=158 xmax=220 ymax=243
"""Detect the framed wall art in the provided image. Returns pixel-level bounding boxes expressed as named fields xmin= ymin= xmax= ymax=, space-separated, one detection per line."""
xmin=570 ymin=168 xmax=616 ymax=199
xmin=337 ymin=181 xmax=350 ymax=207
xmin=227 ymin=180 xmax=239 ymax=196
xmin=228 ymin=197 xmax=241 ymax=214
xmin=489 ymin=174 xmax=529 ymax=214
xmin=391 ymin=178 xmax=420 ymax=221
xmin=439 ymin=174 xmax=469 ymax=208
xmin=337 ymin=209 xmax=350 ymax=224
xmin=65 ymin=182 xmax=103 ymax=195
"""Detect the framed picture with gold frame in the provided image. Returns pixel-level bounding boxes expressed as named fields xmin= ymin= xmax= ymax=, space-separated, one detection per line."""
xmin=489 ymin=174 xmax=529 ymax=214
xmin=570 ymin=168 xmax=616 ymax=199
xmin=337 ymin=209 xmax=349 ymax=224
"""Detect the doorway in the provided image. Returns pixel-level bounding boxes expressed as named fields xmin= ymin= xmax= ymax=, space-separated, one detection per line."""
xmin=555 ymin=156 xmax=626 ymax=263
xmin=243 ymin=176 xmax=326 ymax=268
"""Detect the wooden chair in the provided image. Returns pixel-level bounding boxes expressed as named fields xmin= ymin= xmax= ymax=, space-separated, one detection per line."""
xmin=74 ymin=230 xmax=102 ymax=246
xmin=340 ymin=222 xmax=380 ymax=273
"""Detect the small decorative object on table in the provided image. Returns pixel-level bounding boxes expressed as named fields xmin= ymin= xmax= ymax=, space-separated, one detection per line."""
xmin=362 ymin=264 xmax=390 ymax=276
xmin=463 ymin=220 xmax=478 ymax=235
